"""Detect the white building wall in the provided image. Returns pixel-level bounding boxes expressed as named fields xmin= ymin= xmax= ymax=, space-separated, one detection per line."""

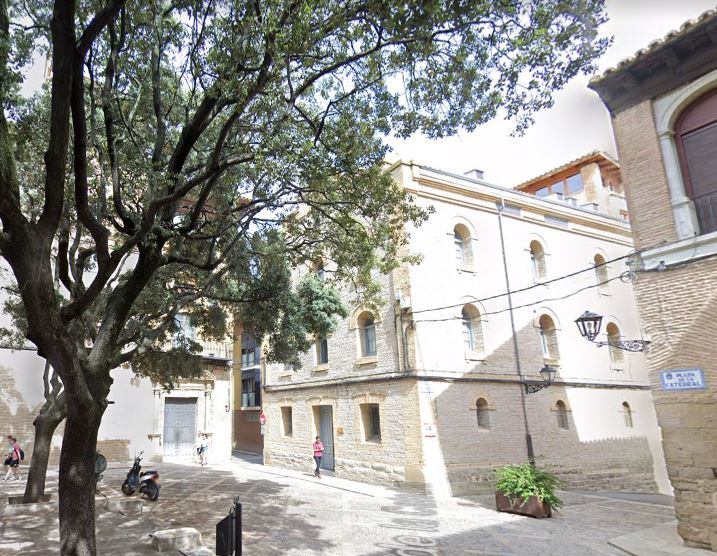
xmin=393 ymin=162 xmax=670 ymax=494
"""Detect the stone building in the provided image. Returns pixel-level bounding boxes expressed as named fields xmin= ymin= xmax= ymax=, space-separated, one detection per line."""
xmin=231 ymin=324 xmax=264 ymax=455
xmin=0 ymin=310 xmax=234 ymax=465
xmin=590 ymin=9 xmax=717 ymax=551
xmin=258 ymin=158 xmax=670 ymax=497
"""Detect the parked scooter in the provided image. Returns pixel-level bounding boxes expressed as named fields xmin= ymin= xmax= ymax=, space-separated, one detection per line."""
xmin=121 ymin=451 xmax=160 ymax=501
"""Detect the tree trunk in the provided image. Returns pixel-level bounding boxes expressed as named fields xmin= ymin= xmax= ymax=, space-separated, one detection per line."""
xmin=23 ymin=410 xmax=64 ymax=503
xmin=58 ymin=402 xmax=104 ymax=556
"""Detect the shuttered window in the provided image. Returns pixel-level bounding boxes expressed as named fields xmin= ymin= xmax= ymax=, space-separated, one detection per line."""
xmin=676 ymin=89 xmax=717 ymax=235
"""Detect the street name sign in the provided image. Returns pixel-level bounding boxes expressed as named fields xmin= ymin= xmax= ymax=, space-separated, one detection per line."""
xmin=660 ymin=368 xmax=706 ymax=391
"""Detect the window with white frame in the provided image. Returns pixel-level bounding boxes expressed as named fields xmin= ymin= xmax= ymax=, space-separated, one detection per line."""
xmin=539 ymin=315 xmax=559 ymax=361
xmin=606 ymin=323 xmax=624 ymax=366
xmin=316 ymin=336 xmax=329 ymax=365
xmin=358 ymin=312 xmax=377 ymax=357
xmin=530 ymin=240 xmax=546 ymax=280
xmin=453 ymin=224 xmax=473 ymax=266
xmin=461 ymin=304 xmax=484 ymax=354
xmin=594 ymin=254 xmax=609 ymax=292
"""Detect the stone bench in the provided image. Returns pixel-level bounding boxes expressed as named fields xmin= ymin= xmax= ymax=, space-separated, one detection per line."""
xmin=150 ymin=528 xmax=202 ymax=552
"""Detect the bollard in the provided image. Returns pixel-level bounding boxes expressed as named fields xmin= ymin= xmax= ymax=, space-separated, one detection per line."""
xmin=215 ymin=497 xmax=242 ymax=556
xmin=234 ymin=498 xmax=242 ymax=556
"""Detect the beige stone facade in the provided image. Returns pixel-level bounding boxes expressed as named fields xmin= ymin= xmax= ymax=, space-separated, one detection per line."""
xmin=260 ymin=160 xmax=669 ymax=498
xmin=590 ymin=10 xmax=717 ymax=551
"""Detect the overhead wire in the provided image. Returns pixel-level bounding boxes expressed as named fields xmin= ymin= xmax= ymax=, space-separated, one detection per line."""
xmin=411 ymin=275 xmax=623 ymax=324
xmin=409 ymin=251 xmax=635 ymax=316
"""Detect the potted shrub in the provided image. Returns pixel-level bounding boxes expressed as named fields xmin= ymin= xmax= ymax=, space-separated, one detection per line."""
xmin=494 ymin=463 xmax=562 ymax=518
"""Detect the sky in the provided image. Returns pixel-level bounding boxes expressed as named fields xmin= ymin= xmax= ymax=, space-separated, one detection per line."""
xmin=19 ymin=1 xmax=717 ymax=189
xmin=389 ymin=0 xmax=717 ymax=187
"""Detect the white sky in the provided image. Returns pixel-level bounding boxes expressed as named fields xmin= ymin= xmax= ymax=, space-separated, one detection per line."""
xmin=20 ymin=1 xmax=717 ymax=188
xmin=389 ymin=0 xmax=717 ymax=187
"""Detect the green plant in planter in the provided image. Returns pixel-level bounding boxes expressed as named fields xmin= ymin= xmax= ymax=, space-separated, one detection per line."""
xmin=495 ymin=464 xmax=563 ymax=510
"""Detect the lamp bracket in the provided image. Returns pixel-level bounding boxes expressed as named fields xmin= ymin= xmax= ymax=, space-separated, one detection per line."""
xmin=593 ymin=339 xmax=651 ymax=353
xmin=524 ymin=382 xmax=551 ymax=394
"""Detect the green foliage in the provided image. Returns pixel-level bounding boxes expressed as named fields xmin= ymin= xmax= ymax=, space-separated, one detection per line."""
xmin=131 ymin=341 xmax=204 ymax=391
xmin=495 ymin=463 xmax=563 ymax=509
xmin=0 ymin=0 xmax=610 ymax=387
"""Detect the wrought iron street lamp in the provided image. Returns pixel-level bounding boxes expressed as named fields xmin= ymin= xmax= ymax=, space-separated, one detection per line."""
xmin=575 ymin=310 xmax=650 ymax=352
xmin=524 ymin=364 xmax=558 ymax=394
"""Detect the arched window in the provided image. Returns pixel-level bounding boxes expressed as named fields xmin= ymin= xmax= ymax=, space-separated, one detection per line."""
xmin=538 ymin=315 xmax=559 ymax=360
xmin=453 ymin=225 xmax=473 ymax=266
xmin=461 ymin=304 xmax=484 ymax=353
xmin=675 ymin=88 xmax=717 ymax=235
xmin=594 ymin=254 xmax=609 ymax=292
xmin=606 ymin=323 xmax=624 ymax=366
xmin=622 ymin=401 xmax=634 ymax=428
xmin=476 ymin=398 xmax=490 ymax=430
xmin=556 ymin=400 xmax=569 ymax=430
xmin=530 ymin=241 xmax=546 ymax=280
xmin=358 ymin=312 xmax=377 ymax=357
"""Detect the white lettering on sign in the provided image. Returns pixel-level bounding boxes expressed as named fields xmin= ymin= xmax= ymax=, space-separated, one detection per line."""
xmin=660 ymin=368 xmax=707 ymax=391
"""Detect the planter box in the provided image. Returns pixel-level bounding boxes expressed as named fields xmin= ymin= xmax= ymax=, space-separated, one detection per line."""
xmin=495 ymin=491 xmax=552 ymax=518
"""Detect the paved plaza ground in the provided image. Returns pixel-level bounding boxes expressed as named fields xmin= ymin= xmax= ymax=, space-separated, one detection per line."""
xmin=0 ymin=454 xmax=700 ymax=555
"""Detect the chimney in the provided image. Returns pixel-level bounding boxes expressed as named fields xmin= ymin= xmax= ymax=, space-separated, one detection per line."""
xmin=464 ymin=168 xmax=484 ymax=180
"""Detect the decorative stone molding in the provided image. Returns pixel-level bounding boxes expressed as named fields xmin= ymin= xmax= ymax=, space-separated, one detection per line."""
xmin=653 ymin=68 xmax=717 ymax=240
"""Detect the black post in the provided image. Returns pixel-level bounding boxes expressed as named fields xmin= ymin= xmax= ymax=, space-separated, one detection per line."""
xmin=234 ymin=498 xmax=242 ymax=556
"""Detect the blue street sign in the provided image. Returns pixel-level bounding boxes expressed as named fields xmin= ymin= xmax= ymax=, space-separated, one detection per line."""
xmin=660 ymin=368 xmax=707 ymax=391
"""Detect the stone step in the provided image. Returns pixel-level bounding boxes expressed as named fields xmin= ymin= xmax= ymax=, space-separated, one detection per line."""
xmin=150 ymin=528 xmax=202 ymax=553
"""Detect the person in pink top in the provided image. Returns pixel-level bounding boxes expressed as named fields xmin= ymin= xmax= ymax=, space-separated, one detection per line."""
xmin=312 ymin=436 xmax=324 ymax=478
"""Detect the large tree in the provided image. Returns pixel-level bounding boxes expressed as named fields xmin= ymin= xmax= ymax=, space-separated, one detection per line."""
xmin=0 ymin=0 xmax=608 ymax=554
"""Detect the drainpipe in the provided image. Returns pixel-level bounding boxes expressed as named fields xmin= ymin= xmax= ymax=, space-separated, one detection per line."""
xmin=497 ymin=199 xmax=535 ymax=463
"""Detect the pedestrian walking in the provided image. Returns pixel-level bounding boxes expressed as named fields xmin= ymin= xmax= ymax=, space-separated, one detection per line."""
xmin=312 ymin=436 xmax=324 ymax=478
xmin=3 ymin=436 xmax=22 ymax=481
xmin=199 ymin=434 xmax=210 ymax=466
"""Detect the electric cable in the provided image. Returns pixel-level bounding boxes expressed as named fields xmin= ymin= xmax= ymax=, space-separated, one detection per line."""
xmin=409 ymin=251 xmax=634 ymax=315
xmin=412 ymin=275 xmax=623 ymax=323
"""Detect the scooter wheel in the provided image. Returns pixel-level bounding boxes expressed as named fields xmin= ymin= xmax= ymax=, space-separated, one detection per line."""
xmin=140 ymin=483 xmax=159 ymax=502
xmin=121 ymin=480 xmax=135 ymax=496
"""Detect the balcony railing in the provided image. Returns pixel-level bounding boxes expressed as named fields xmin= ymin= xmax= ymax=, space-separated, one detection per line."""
xmin=199 ymin=339 xmax=233 ymax=361
xmin=694 ymin=191 xmax=717 ymax=235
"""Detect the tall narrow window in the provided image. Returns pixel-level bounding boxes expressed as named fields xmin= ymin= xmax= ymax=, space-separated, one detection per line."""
xmin=174 ymin=314 xmax=196 ymax=343
xmin=622 ymin=402 xmax=634 ymax=428
xmin=316 ymin=337 xmax=329 ymax=365
xmin=241 ymin=334 xmax=261 ymax=408
xmin=476 ymin=398 xmax=490 ymax=430
xmin=530 ymin=241 xmax=546 ymax=280
xmin=594 ymin=254 xmax=609 ymax=292
xmin=241 ymin=334 xmax=260 ymax=368
xmin=358 ymin=312 xmax=377 ymax=357
xmin=360 ymin=403 xmax=381 ymax=442
xmin=461 ymin=305 xmax=484 ymax=353
xmin=556 ymin=400 xmax=569 ymax=430
xmin=281 ymin=406 xmax=293 ymax=436
xmin=453 ymin=225 xmax=473 ymax=266
xmin=314 ymin=259 xmax=326 ymax=280
xmin=539 ymin=315 xmax=559 ymax=361
xmin=606 ymin=323 xmax=624 ymax=366
xmin=675 ymin=88 xmax=717 ymax=235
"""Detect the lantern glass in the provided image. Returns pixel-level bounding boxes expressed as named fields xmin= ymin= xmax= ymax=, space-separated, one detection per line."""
xmin=540 ymin=365 xmax=557 ymax=384
xmin=575 ymin=311 xmax=603 ymax=341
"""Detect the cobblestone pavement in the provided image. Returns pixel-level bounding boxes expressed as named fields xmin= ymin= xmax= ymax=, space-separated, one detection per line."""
xmin=0 ymin=456 xmax=677 ymax=555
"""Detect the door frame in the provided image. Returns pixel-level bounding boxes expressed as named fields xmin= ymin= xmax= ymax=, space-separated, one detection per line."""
xmin=313 ymin=404 xmax=335 ymax=471
xmin=162 ymin=396 xmax=199 ymax=459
